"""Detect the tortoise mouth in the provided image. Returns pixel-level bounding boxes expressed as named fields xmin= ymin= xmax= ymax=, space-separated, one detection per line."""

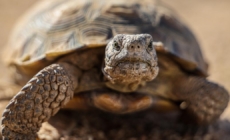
xmin=104 ymin=60 xmax=156 ymax=86
xmin=107 ymin=60 xmax=155 ymax=84
xmin=115 ymin=60 xmax=151 ymax=71
xmin=115 ymin=59 xmax=152 ymax=67
xmin=103 ymin=59 xmax=159 ymax=92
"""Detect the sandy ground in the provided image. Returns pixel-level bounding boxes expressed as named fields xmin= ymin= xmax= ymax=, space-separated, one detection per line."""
xmin=0 ymin=0 xmax=229 ymax=118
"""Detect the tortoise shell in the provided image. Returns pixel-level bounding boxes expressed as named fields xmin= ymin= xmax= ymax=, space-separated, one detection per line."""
xmin=5 ymin=0 xmax=208 ymax=77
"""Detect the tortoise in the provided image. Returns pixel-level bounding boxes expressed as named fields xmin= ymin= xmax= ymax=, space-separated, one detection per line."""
xmin=1 ymin=0 xmax=229 ymax=139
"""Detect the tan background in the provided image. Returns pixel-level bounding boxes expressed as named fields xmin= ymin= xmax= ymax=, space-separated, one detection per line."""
xmin=0 ymin=0 xmax=230 ymax=118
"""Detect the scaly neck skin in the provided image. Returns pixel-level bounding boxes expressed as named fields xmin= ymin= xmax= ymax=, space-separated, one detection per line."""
xmin=106 ymin=81 xmax=146 ymax=93
xmin=102 ymin=66 xmax=147 ymax=92
xmin=103 ymin=34 xmax=160 ymax=93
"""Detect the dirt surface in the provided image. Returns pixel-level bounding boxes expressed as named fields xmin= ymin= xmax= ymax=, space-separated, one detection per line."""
xmin=0 ymin=0 xmax=229 ymax=123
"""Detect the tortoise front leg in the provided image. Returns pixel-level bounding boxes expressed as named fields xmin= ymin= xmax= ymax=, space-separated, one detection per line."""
xmin=174 ymin=76 xmax=229 ymax=124
xmin=1 ymin=63 xmax=80 ymax=140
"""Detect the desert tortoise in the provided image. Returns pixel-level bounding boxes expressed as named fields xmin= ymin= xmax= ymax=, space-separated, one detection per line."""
xmin=1 ymin=0 xmax=229 ymax=139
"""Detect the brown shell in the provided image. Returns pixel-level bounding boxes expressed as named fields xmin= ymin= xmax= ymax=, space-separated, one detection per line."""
xmin=5 ymin=0 xmax=208 ymax=76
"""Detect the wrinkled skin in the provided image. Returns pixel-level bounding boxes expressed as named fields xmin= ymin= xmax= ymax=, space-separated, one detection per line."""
xmin=104 ymin=34 xmax=159 ymax=92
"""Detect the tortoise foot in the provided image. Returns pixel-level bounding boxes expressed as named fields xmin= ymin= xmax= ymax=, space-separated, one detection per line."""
xmin=175 ymin=77 xmax=229 ymax=124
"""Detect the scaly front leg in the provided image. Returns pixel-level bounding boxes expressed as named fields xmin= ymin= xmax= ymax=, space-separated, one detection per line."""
xmin=1 ymin=63 xmax=80 ymax=140
xmin=174 ymin=76 xmax=229 ymax=124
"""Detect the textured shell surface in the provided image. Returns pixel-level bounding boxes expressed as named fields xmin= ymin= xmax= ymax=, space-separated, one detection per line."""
xmin=5 ymin=0 xmax=207 ymax=75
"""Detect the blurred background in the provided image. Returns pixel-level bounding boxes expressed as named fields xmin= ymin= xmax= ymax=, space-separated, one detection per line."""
xmin=0 ymin=0 xmax=229 ymax=118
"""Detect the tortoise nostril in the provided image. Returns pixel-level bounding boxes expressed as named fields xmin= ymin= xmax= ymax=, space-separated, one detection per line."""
xmin=131 ymin=46 xmax=134 ymax=49
xmin=137 ymin=46 xmax=140 ymax=48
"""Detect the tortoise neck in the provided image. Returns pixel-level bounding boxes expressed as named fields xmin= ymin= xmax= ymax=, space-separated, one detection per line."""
xmin=101 ymin=64 xmax=144 ymax=92
xmin=105 ymin=80 xmax=146 ymax=93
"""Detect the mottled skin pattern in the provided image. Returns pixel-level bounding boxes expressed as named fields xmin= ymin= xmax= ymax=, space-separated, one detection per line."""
xmin=1 ymin=34 xmax=229 ymax=139
xmin=104 ymin=34 xmax=159 ymax=92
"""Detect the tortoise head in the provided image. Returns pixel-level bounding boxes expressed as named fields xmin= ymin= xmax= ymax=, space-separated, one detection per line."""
xmin=103 ymin=34 xmax=159 ymax=91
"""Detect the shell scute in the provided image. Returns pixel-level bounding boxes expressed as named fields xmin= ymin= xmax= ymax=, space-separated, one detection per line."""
xmin=6 ymin=0 xmax=207 ymax=76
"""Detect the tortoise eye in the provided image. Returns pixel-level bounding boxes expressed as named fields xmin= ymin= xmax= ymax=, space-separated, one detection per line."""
xmin=147 ymin=41 xmax=153 ymax=51
xmin=113 ymin=41 xmax=120 ymax=51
